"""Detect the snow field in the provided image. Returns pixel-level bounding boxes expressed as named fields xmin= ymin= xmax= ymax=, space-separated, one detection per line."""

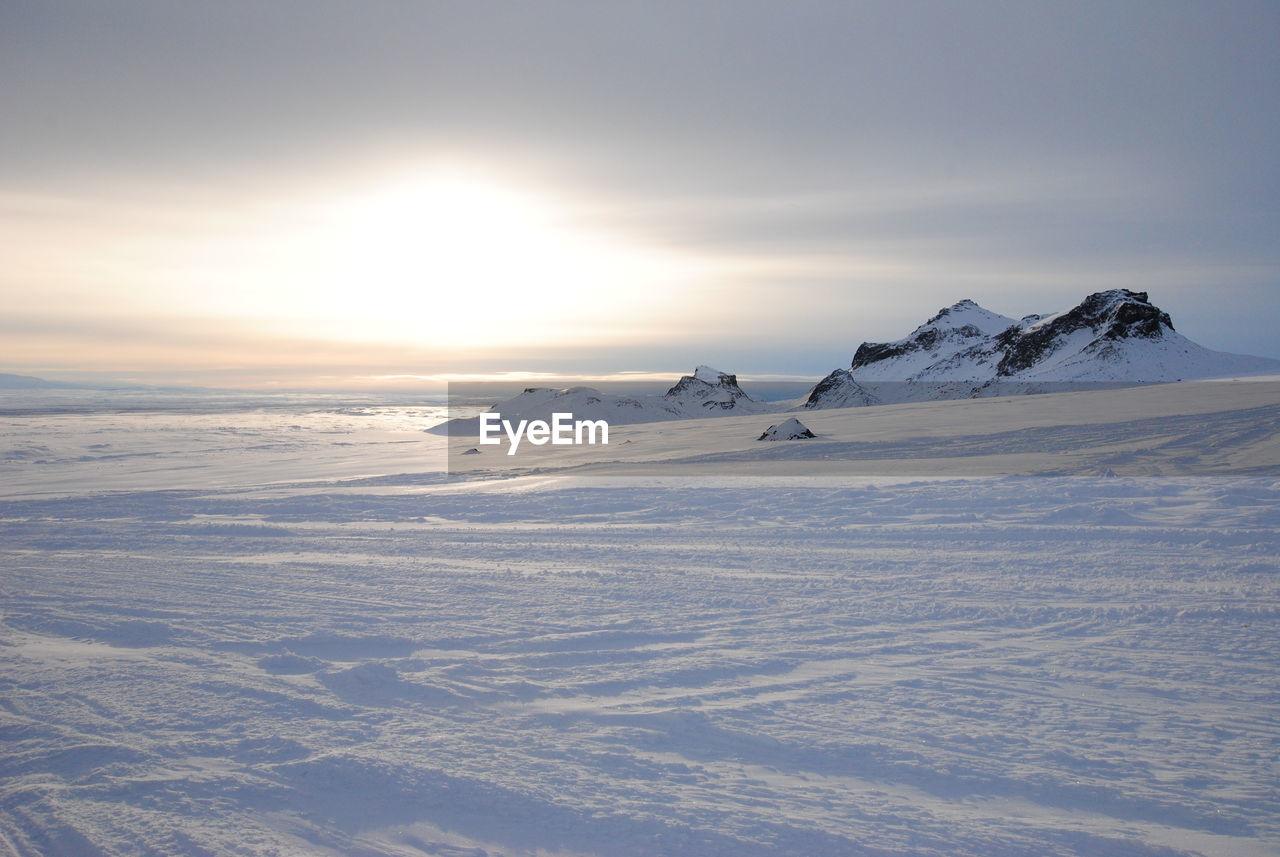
xmin=2 ymin=472 xmax=1278 ymax=857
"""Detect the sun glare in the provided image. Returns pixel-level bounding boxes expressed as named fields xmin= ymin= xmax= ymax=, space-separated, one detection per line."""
xmin=29 ymin=166 xmax=721 ymax=360
xmin=294 ymin=170 xmax=698 ymax=349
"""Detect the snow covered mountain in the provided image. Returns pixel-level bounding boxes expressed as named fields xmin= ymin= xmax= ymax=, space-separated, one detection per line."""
xmin=805 ymin=290 xmax=1279 ymax=408
xmin=799 ymin=369 xmax=880 ymax=410
xmin=436 ymin=366 xmax=782 ymax=435
xmin=846 ymin=298 xmax=1020 ymax=383
xmin=664 ymin=365 xmax=760 ymax=412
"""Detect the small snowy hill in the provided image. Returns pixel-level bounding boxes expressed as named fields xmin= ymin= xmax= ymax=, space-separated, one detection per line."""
xmin=757 ymin=417 xmax=816 ymax=441
xmin=805 ymin=290 xmax=1279 ymax=408
xmin=434 ymin=366 xmax=784 ymax=435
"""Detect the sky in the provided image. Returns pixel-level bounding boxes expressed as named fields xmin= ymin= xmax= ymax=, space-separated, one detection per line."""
xmin=3 ymin=0 xmax=1278 ymax=389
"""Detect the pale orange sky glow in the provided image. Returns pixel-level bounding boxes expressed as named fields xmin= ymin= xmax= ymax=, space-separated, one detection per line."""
xmin=1 ymin=166 xmax=762 ymax=387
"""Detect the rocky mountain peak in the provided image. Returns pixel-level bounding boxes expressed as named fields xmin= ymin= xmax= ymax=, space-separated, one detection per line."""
xmin=801 ymin=369 xmax=877 ymax=409
xmin=693 ymin=365 xmax=732 ymax=384
xmin=852 ymin=299 xmax=1015 ymax=373
xmin=997 ymin=290 xmax=1174 ymax=377
xmin=665 ymin=366 xmax=754 ymax=410
xmin=1041 ymin=290 xmax=1172 ymax=337
xmin=923 ymin=299 xmax=980 ymax=326
xmin=803 ymin=289 xmax=1275 ymax=410
xmin=915 ymin=299 xmax=1016 ymax=335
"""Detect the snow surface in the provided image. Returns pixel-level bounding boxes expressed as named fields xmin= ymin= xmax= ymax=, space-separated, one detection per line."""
xmin=2 ymin=385 xmax=1279 ymax=857
xmin=1013 ymin=331 xmax=1276 ymax=383
xmin=449 ymin=379 xmax=1280 ymax=478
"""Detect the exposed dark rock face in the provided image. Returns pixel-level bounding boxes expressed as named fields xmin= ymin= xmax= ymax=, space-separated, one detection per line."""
xmin=851 ymin=341 xmax=910 ymax=370
xmin=758 ymin=417 xmax=816 ymax=440
xmin=850 ymin=290 xmax=1176 ymax=379
xmin=852 ymin=336 xmax=929 ymax=370
xmin=802 ymin=369 xmax=877 ymax=409
xmin=799 ymin=289 xmax=1273 ymax=409
xmin=664 ymin=366 xmax=754 ymax=410
xmin=995 ymin=290 xmax=1173 ymax=377
xmin=851 ymin=299 xmax=996 ymax=372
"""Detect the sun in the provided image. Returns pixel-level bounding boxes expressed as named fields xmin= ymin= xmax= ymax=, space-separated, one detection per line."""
xmin=299 ymin=169 xmax=694 ymax=349
xmin=73 ymin=165 xmax=718 ymax=357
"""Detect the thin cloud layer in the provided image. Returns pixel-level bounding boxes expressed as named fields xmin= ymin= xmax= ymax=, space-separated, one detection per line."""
xmin=2 ymin=1 xmax=1277 ymax=386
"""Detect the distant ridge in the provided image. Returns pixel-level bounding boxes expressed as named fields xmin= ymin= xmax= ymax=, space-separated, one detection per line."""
xmin=0 ymin=372 xmax=82 ymax=390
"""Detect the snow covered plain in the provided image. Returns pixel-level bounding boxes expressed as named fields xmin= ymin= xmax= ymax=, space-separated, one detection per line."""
xmin=2 ymin=384 xmax=1278 ymax=856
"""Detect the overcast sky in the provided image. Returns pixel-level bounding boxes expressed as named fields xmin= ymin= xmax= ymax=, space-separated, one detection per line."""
xmin=3 ymin=1 xmax=1278 ymax=387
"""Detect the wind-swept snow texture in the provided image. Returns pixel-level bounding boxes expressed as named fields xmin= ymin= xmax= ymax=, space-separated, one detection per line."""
xmin=1 ymin=395 xmax=1278 ymax=857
